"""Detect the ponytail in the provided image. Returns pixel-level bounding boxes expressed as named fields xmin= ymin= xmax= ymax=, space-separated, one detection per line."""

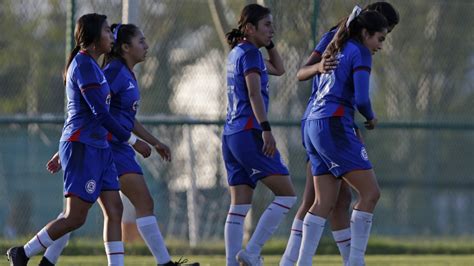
xmin=63 ymin=45 xmax=80 ymax=85
xmin=325 ymin=9 xmax=388 ymax=58
xmin=62 ymin=13 xmax=107 ymax=85
xmin=226 ymin=28 xmax=244 ymax=48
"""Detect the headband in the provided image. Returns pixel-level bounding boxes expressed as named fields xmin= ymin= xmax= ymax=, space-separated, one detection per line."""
xmin=113 ymin=23 xmax=122 ymax=41
xmin=346 ymin=5 xmax=362 ymax=28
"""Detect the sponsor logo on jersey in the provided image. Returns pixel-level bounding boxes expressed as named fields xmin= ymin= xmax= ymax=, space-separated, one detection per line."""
xmin=85 ymin=179 xmax=96 ymax=194
xmin=250 ymin=168 xmax=262 ymax=176
xmin=361 ymin=147 xmax=369 ymax=161
xmin=126 ymin=81 xmax=135 ymax=90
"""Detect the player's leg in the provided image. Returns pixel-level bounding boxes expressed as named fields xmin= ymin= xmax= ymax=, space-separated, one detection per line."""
xmin=7 ymin=196 xmax=91 ymax=265
xmin=297 ymin=173 xmax=341 ymax=266
xmin=330 ymin=181 xmax=352 ymax=266
xmin=245 ymin=174 xmax=296 ymax=257
xmin=98 ymin=191 xmax=124 ymax=266
xmin=98 ymin=147 xmax=125 ymax=266
xmin=40 ymin=211 xmax=71 ymax=266
xmin=120 ymin=173 xmax=172 ymax=265
xmin=343 ymin=169 xmax=380 ymax=266
xmin=222 ymin=133 xmax=254 ymax=266
xmin=280 ymin=162 xmax=313 ymax=266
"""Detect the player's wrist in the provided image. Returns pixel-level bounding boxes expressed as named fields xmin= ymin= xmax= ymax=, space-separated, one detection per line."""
xmin=260 ymin=121 xmax=271 ymax=131
xmin=265 ymin=41 xmax=275 ymax=50
xmin=127 ymin=134 xmax=138 ymax=145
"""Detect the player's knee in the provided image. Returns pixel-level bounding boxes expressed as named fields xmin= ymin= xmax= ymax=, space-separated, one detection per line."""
xmin=135 ymin=195 xmax=154 ymax=214
xmin=299 ymin=197 xmax=313 ymax=212
xmin=105 ymin=202 xmax=124 ymax=222
xmin=362 ymin=188 xmax=380 ymax=206
xmin=64 ymin=214 xmax=87 ymax=230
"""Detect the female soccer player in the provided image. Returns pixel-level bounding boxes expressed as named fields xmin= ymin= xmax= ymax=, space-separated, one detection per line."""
xmin=42 ymin=24 xmax=198 ymax=266
xmin=6 ymin=13 xmax=146 ymax=266
xmin=281 ymin=3 xmax=399 ymax=265
xmin=222 ymin=4 xmax=297 ymax=266
xmin=296 ymin=8 xmax=390 ymax=266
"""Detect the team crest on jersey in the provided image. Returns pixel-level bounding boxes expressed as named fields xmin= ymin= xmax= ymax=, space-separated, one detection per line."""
xmin=106 ymin=94 xmax=111 ymax=105
xmin=132 ymin=100 xmax=139 ymax=111
xmin=85 ymin=180 xmax=96 ymax=194
xmin=361 ymin=147 xmax=369 ymax=161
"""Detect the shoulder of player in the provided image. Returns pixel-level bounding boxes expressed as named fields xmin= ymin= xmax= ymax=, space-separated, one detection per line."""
xmin=345 ymin=40 xmax=371 ymax=59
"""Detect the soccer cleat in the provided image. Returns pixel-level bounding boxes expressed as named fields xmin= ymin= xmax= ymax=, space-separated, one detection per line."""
xmin=158 ymin=257 xmax=200 ymax=266
xmin=236 ymin=249 xmax=263 ymax=266
xmin=6 ymin=246 xmax=29 ymax=266
xmin=39 ymin=256 xmax=55 ymax=266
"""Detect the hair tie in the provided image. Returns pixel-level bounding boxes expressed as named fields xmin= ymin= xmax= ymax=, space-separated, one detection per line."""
xmin=346 ymin=5 xmax=362 ymax=28
xmin=113 ymin=23 xmax=122 ymax=41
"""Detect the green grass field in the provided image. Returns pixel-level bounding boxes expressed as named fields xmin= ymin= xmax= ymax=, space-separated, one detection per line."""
xmin=7 ymin=255 xmax=474 ymax=266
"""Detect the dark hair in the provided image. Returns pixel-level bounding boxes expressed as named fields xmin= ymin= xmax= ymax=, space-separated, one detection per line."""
xmin=325 ymin=10 xmax=388 ymax=58
xmin=366 ymin=2 xmax=399 ymax=28
xmin=102 ymin=23 xmax=140 ymax=67
xmin=63 ymin=13 xmax=107 ymax=84
xmin=225 ymin=4 xmax=271 ymax=48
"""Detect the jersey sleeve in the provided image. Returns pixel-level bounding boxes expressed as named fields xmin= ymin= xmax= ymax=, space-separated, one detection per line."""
xmin=76 ymin=62 xmax=131 ymax=142
xmin=82 ymin=89 xmax=131 ymax=142
xmin=352 ymin=46 xmax=374 ymax=120
xmin=314 ymin=30 xmax=336 ymax=55
xmin=241 ymin=48 xmax=263 ymax=76
xmin=75 ymin=61 xmax=104 ymax=90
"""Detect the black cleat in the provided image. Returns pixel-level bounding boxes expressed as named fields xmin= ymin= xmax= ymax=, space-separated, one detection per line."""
xmin=158 ymin=258 xmax=200 ymax=266
xmin=39 ymin=256 xmax=55 ymax=266
xmin=6 ymin=246 xmax=29 ymax=266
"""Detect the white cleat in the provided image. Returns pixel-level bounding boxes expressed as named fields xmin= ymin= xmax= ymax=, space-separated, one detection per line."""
xmin=236 ymin=249 xmax=263 ymax=266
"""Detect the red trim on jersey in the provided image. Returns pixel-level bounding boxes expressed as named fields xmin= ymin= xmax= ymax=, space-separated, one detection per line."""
xmin=228 ymin=212 xmax=246 ymax=218
xmin=353 ymin=66 xmax=371 ymax=73
xmin=68 ymin=130 xmax=81 ymax=142
xmin=272 ymin=201 xmax=291 ymax=210
xmin=244 ymin=68 xmax=261 ymax=76
xmin=244 ymin=117 xmax=254 ymax=130
xmin=332 ymin=105 xmax=345 ymax=117
xmin=107 ymin=132 xmax=113 ymax=141
xmin=80 ymin=83 xmax=101 ymax=92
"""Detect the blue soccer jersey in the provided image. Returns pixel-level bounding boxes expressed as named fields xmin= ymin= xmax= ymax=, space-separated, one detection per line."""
xmin=104 ymin=59 xmax=143 ymax=176
xmin=224 ymin=41 xmax=269 ymax=135
xmin=307 ymin=39 xmax=374 ymax=122
xmin=60 ymin=51 xmax=130 ymax=148
xmin=103 ymin=59 xmax=140 ymax=142
xmin=301 ymin=29 xmax=337 ymax=122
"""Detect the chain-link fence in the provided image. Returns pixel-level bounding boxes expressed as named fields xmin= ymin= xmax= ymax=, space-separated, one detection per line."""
xmin=0 ymin=0 xmax=473 ymax=245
